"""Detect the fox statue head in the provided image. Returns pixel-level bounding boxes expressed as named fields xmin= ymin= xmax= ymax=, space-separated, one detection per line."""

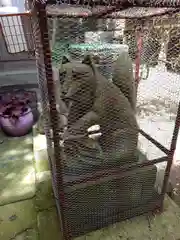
xmin=58 ymin=55 xmax=97 ymax=126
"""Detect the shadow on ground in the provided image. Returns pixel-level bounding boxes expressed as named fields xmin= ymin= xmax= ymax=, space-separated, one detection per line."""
xmin=0 ymin=130 xmax=35 ymax=206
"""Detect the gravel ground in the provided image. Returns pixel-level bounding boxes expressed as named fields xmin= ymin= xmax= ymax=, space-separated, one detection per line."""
xmin=137 ymin=63 xmax=180 ymax=157
xmin=136 ymin=62 xmax=180 ymax=199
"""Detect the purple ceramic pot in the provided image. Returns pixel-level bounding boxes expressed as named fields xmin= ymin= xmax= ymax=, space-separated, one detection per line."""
xmin=0 ymin=107 xmax=34 ymax=137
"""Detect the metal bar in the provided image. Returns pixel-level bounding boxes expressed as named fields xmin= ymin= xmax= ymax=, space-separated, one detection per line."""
xmin=0 ymin=12 xmax=31 ymax=17
xmin=139 ymin=129 xmax=170 ymax=155
xmin=65 ymin=156 xmax=168 ymax=187
xmin=161 ymin=102 xmax=180 ymax=198
xmin=0 ymin=57 xmax=35 ymax=62
xmin=46 ymin=5 xmax=180 ymax=19
xmin=21 ymin=15 xmax=35 ymax=53
xmin=2 ymin=9 xmax=179 ymax=21
xmin=45 ymin=3 xmax=133 ymax=19
xmin=106 ymin=8 xmax=180 ymax=19
xmin=33 ymin=1 xmax=69 ymax=239
xmin=45 ymin=0 xmax=180 ymax=8
xmin=132 ymin=0 xmax=180 ymax=8
xmin=135 ymin=26 xmax=143 ymax=84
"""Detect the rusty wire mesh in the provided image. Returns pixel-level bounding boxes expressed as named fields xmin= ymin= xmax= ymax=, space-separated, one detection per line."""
xmin=30 ymin=1 xmax=180 ymax=239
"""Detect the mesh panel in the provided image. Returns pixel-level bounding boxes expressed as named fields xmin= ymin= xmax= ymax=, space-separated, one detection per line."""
xmin=31 ymin=5 xmax=56 ymax=186
xmin=31 ymin=1 xmax=180 ymax=239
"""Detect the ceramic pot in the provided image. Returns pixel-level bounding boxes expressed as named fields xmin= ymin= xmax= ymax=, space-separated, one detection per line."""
xmin=0 ymin=107 xmax=34 ymax=137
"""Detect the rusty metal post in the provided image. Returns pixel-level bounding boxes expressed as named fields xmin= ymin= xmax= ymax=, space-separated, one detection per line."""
xmin=161 ymin=102 xmax=180 ymax=201
xmin=32 ymin=0 xmax=70 ymax=239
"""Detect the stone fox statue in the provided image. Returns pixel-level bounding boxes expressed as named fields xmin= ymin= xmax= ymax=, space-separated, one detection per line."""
xmin=59 ymin=55 xmax=139 ymax=168
xmin=112 ymin=51 xmax=137 ymax=111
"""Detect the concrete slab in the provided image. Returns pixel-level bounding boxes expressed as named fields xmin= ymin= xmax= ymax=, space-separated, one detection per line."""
xmin=0 ymin=60 xmax=37 ymax=87
xmin=33 ymin=129 xmax=50 ymax=173
xmin=0 ymin=157 xmax=36 ymax=205
xmin=0 ymin=199 xmax=36 ymax=240
xmin=34 ymin=149 xmax=50 ymax=172
xmin=37 ymin=207 xmax=62 ymax=240
xmin=0 ymin=73 xmax=38 ymax=87
xmin=36 ymin=196 xmax=180 ymax=240
xmin=0 ymin=131 xmax=36 ymax=205
xmin=35 ymin=171 xmax=55 ymax=211
xmin=0 ymin=60 xmax=36 ymax=74
xmin=13 ymin=229 xmax=38 ymax=240
xmin=0 ymin=131 xmax=33 ymax=163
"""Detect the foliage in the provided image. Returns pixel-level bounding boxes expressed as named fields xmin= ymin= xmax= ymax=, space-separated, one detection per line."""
xmin=0 ymin=91 xmax=33 ymax=120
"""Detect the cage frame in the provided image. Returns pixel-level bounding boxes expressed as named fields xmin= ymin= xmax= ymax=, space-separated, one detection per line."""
xmin=30 ymin=1 xmax=180 ymax=239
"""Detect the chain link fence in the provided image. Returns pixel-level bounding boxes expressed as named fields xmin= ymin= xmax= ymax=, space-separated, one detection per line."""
xmin=29 ymin=1 xmax=180 ymax=239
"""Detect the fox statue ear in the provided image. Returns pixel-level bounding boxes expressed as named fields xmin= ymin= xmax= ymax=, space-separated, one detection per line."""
xmin=82 ymin=54 xmax=94 ymax=66
xmin=82 ymin=54 xmax=97 ymax=73
xmin=61 ymin=55 xmax=71 ymax=64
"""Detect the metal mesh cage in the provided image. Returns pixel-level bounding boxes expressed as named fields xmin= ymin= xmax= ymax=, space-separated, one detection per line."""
xmin=30 ymin=1 xmax=180 ymax=239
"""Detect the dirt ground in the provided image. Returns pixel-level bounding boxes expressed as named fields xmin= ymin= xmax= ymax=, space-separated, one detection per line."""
xmin=137 ymin=62 xmax=180 ymax=205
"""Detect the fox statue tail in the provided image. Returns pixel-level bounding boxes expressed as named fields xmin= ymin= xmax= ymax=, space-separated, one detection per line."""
xmin=112 ymin=51 xmax=137 ymax=111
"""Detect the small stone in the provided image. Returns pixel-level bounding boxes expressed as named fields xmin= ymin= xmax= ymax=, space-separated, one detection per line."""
xmin=9 ymin=214 xmax=17 ymax=221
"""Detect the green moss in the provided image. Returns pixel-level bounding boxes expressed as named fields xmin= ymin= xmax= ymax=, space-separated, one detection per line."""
xmin=13 ymin=229 xmax=38 ymax=240
xmin=37 ymin=207 xmax=62 ymax=240
xmin=0 ymin=199 xmax=36 ymax=240
xmin=35 ymin=171 xmax=55 ymax=211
